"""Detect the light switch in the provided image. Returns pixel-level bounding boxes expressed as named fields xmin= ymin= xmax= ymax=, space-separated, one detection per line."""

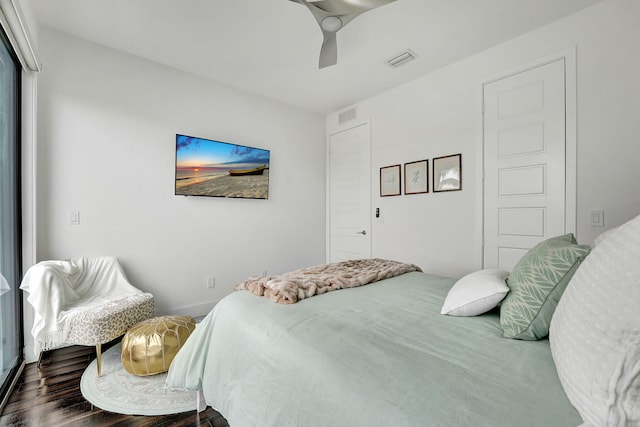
xmin=589 ymin=209 xmax=604 ymax=227
xmin=69 ymin=211 xmax=80 ymax=225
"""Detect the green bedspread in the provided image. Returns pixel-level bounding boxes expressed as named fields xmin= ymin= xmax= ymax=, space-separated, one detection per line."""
xmin=166 ymin=272 xmax=582 ymax=426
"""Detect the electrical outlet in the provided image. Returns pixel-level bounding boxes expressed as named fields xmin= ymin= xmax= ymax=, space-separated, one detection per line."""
xmin=261 ymin=270 xmax=268 ymax=277
xmin=207 ymin=277 xmax=215 ymax=289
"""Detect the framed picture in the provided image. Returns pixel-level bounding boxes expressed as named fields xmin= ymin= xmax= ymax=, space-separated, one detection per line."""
xmin=404 ymin=160 xmax=429 ymax=195
xmin=433 ymin=154 xmax=462 ymax=192
xmin=380 ymin=164 xmax=401 ymax=197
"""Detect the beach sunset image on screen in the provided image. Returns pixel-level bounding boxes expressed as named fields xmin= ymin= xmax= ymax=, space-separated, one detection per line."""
xmin=175 ymin=134 xmax=270 ymax=199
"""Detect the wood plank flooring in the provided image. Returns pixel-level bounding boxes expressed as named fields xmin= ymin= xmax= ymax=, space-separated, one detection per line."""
xmin=0 ymin=343 xmax=229 ymax=427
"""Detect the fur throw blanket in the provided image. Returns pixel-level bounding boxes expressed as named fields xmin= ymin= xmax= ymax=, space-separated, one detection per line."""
xmin=234 ymin=258 xmax=422 ymax=304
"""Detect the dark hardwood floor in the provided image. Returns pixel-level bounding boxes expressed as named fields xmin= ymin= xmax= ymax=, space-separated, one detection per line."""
xmin=0 ymin=343 xmax=229 ymax=427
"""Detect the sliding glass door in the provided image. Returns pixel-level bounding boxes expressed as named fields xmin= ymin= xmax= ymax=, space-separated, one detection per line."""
xmin=0 ymin=25 xmax=22 ymax=408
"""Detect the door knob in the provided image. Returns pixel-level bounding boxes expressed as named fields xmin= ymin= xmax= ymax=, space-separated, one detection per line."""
xmin=356 ymin=230 xmax=367 ymax=235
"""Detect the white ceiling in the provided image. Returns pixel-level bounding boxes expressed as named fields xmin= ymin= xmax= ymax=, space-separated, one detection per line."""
xmin=31 ymin=0 xmax=602 ymax=114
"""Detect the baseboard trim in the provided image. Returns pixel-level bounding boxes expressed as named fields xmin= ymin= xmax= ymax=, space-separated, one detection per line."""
xmin=163 ymin=300 xmax=220 ymax=319
xmin=23 ymin=343 xmax=37 ymax=364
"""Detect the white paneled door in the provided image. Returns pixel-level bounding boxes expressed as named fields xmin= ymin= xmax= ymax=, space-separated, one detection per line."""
xmin=483 ymin=59 xmax=567 ymax=271
xmin=329 ymin=123 xmax=371 ymax=262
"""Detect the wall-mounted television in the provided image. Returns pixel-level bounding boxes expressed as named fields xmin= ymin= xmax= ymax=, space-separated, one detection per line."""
xmin=175 ymin=134 xmax=270 ymax=199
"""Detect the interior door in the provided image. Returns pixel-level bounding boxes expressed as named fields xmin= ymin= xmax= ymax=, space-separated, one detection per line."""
xmin=483 ymin=59 xmax=566 ymax=271
xmin=329 ymin=123 xmax=372 ymax=262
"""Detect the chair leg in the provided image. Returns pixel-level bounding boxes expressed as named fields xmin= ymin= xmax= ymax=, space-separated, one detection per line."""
xmin=37 ymin=349 xmax=52 ymax=369
xmin=96 ymin=343 xmax=102 ymax=377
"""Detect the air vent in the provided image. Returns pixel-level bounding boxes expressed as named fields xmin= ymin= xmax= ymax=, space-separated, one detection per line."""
xmin=386 ymin=50 xmax=417 ymax=68
xmin=338 ymin=107 xmax=357 ymax=124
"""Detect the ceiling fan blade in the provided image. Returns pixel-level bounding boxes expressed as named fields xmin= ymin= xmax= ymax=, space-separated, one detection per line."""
xmin=294 ymin=0 xmax=334 ymax=26
xmin=291 ymin=0 xmax=397 ymax=19
xmin=339 ymin=0 xmax=398 ymax=9
xmin=291 ymin=0 xmax=363 ymax=25
xmin=319 ymin=32 xmax=338 ymax=69
xmin=305 ymin=0 xmax=370 ymax=15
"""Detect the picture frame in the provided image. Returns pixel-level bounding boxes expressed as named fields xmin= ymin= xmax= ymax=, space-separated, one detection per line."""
xmin=433 ymin=154 xmax=462 ymax=192
xmin=404 ymin=160 xmax=429 ymax=195
xmin=380 ymin=164 xmax=401 ymax=197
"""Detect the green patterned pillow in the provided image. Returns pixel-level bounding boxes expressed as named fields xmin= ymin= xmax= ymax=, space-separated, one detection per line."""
xmin=500 ymin=234 xmax=591 ymax=340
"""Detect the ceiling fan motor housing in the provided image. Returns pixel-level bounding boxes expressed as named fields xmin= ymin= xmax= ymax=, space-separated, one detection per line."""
xmin=321 ymin=16 xmax=343 ymax=32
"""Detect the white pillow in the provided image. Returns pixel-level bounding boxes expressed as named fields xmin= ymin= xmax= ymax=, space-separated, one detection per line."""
xmin=440 ymin=269 xmax=509 ymax=316
xmin=550 ymin=213 xmax=640 ymax=427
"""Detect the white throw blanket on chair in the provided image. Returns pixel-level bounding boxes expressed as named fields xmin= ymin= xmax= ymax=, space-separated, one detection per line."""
xmin=20 ymin=256 xmax=145 ymax=355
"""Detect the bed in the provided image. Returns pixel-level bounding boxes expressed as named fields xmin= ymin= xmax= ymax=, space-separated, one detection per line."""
xmin=166 ymin=216 xmax=640 ymax=427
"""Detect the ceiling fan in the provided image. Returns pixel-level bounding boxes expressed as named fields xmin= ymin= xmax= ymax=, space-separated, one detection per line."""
xmin=289 ymin=0 xmax=397 ymax=69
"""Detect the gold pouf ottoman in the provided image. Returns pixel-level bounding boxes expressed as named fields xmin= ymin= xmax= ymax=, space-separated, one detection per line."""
xmin=121 ymin=315 xmax=196 ymax=376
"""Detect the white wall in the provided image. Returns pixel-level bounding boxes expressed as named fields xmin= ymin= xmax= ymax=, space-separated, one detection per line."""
xmin=327 ymin=0 xmax=640 ymax=278
xmin=37 ymin=29 xmax=326 ymax=316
